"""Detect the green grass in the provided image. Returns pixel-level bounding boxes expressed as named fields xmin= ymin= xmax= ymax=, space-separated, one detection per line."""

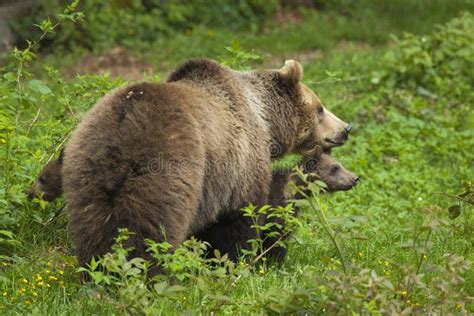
xmin=1 ymin=1 xmax=473 ymax=314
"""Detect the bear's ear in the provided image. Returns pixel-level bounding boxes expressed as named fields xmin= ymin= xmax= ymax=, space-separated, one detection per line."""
xmin=279 ymin=60 xmax=303 ymax=85
xmin=303 ymin=144 xmax=323 ymax=160
xmin=312 ymin=145 xmax=323 ymax=161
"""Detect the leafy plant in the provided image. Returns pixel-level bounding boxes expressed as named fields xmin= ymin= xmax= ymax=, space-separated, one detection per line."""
xmin=219 ymin=40 xmax=262 ymax=70
xmin=372 ymin=13 xmax=474 ymax=107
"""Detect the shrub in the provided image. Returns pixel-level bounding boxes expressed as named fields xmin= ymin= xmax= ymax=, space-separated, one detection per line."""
xmin=372 ymin=12 xmax=474 ymax=105
xmin=13 ymin=0 xmax=278 ymax=52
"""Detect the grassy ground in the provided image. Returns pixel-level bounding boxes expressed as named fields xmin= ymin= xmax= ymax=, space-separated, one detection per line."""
xmin=1 ymin=1 xmax=473 ymax=314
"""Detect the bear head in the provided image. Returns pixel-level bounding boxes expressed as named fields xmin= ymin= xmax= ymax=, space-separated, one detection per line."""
xmin=278 ymin=60 xmax=351 ymax=153
xmin=302 ymin=146 xmax=359 ymax=192
xmin=28 ymin=150 xmax=63 ymax=202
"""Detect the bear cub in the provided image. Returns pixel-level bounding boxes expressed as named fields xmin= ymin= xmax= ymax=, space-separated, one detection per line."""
xmin=261 ymin=145 xmax=359 ymax=261
xmin=28 ymin=150 xmax=64 ymax=202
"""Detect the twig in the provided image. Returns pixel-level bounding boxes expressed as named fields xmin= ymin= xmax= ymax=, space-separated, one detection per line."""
xmin=62 ymin=87 xmax=77 ymax=120
xmin=251 ymin=233 xmax=287 ymax=265
xmin=41 ymin=128 xmax=73 ymax=164
xmin=433 ymin=192 xmax=473 ymax=205
xmin=406 ymin=227 xmax=432 ymax=297
xmin=306 ymin=75 xmax=365 ymax=85
xmin=25 ymin=108 xmax=41 ymax=137
xmin=298 ymin=186 xmax=348 ymax=274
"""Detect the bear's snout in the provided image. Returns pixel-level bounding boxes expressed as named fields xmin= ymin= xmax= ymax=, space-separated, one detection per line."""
xmin=350 ymin=176 xmax=359 ymax=187
xmin=344 ymin=123 xmax=352 ymax=135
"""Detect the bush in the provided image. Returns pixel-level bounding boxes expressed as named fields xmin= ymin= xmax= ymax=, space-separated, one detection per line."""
xmin=372 ymin=12 xmax=474 ymax=105
xmin=13 ymin=0 xmax=278 ymax=52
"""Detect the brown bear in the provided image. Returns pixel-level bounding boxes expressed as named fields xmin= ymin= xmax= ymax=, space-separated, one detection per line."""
xmin=61 ymin=58 xmax=351 ymax=270
xmin=27 ymin=146 xmax=357 ymax=263
xmin=261 ymin=145 xmax=359 ymax=261
xmin=27 ymin=151 xmax=64 ymax=202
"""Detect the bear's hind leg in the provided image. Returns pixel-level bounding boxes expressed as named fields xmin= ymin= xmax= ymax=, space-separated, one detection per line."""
xmin=195 ymin=211 xmax=258 ymax=262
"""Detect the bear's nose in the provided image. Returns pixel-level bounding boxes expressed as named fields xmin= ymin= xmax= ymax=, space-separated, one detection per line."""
xmin=344 ymin=124 xmax=352 ymax=135
xmin=352 ymin=176 xmax=359 ymax=185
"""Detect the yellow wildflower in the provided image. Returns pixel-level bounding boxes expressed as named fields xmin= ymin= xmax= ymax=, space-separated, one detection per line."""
xmin=2 ymin=292 xmax=7 ymax=297
xmin=21 ymin=278 xmax=28 ymax=284
xmin=45 ymin=269 xmax=51 ymax=274
xmin=48 ymin=275 xmax=58 ymax=281
xmin=36 ymin=274 xmax=42 ymax=281
xmin=58 ymin=270 xmax=64 ymax=275
xmin=46 ymin=262 xmax=52 ymax=267
xmin=46 ymin=283 xmax=51 ymax=288
xmin=37 ymin=281 xmax=43 ymax=286
xmin=32 ymin=292 xmax=38 ymax=297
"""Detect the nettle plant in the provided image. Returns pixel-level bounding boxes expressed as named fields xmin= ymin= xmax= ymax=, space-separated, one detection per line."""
xmin=78 ymin=228 xmax=250 ymax=314
xmin=0 ymin=1 xmax=83 ymax=255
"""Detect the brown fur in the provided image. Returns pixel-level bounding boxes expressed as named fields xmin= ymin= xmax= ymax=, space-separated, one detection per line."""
xmin=62 ymin=59 xmax=350 ymax=269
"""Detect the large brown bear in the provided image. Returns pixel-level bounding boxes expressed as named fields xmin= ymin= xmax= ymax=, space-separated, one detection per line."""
xmin=60 ymin=59 xmax=350 ymax=270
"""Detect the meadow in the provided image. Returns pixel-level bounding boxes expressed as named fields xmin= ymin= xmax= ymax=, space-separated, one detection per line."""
xmin=0 ymin=1 xmax=473 ymax=314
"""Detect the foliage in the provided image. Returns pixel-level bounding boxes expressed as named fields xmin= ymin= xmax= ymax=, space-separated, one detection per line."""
xmin=372 ymin=12 xmax=474 ymax=106
xmin=13 ymin=0 xmax=277 ymax=52
xmin=77 ymin=228 xmax=250 ymax=314
xmin=218 ymin=40 xmax=262 ymax=71
xmin=0 ymin=0 xmax=83 ymax=256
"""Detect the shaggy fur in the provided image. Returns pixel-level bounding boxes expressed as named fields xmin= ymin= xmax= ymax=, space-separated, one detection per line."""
xmin=62 ymin=59 xmax=350 ymax=269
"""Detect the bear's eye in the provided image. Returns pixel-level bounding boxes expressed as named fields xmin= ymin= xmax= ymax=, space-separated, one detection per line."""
xmin=39 ymin=175 xmax=46 ymax=184
xmin=330 ymin=165 xmax=340 ymax=174
xmin=317 ymin=105 xmax=324 ymax=115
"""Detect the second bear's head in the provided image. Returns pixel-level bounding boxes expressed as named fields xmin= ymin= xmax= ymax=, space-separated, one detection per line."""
xmin=301 ymin=146 xmax=359 ymax=192
xmin=28 ymin=150 xmax=63 ymax=202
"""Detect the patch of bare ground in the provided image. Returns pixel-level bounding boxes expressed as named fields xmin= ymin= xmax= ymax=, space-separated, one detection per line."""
xmin=272 ymin=9 xmax=304 ymax=26
xmin=68 ymin=47 xmax=153 ymax=81
xmin=264 ymin=40 xmax=375 ymax=68
xmin=336 ymin=40 xmax=373 ymax=52
xmin=264 ymin=50 xmax=324 ymax=68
